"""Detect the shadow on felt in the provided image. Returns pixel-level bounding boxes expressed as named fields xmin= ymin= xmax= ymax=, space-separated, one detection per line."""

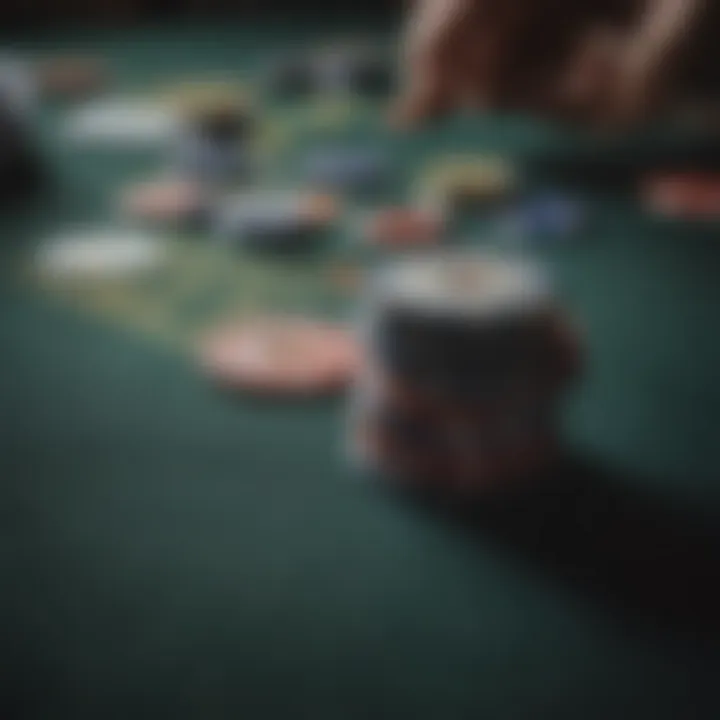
xmin=397 ymin=454 xmax=720 ymax=644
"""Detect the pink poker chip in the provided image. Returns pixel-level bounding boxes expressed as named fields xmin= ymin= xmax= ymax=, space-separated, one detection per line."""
xmin=120 ymin=178 xmax=208 ymax=224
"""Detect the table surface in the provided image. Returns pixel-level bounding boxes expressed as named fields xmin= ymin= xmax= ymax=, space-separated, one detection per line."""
xmin=1 ymin=23 xmax=719 ymax=720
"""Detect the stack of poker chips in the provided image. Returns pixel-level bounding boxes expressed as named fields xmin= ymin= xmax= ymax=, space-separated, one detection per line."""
xmin=171 ymin=90 xmax=255 ymax=187
xmin=350 ymin=253 xmax=582 ymax=494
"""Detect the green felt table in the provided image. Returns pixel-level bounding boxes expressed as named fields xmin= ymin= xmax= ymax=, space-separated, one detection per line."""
xmin=1 ymin=22 xmax=719 ymax=720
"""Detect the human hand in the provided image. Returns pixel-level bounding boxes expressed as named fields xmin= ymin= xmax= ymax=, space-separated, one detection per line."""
xmin=392 ymin=0 xmax=708 ymax=129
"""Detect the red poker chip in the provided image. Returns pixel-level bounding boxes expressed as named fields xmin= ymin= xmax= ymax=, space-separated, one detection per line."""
xmin=641 ymin=173 xmax=720 ymax=220
xmin=120 ymin=178 xmax=208 ymax=224
xmin=354 ymin=401 xmax=561 ymax=494
xmin=365 ymin=207 xmax=442 ymax=247
xmin=199 ymin=316 xmax=359 ymax=396
xmin=37 ymin=56 xmax=108 ymax=99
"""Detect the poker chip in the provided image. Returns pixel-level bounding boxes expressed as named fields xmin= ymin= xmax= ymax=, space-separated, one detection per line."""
xmin=369 ymin=251 xmax=551 ymax=318
xmin=36 ymin=55 xmax=107 ymax=100
xmin=199 ymin=316 xmax=359 ymax=396
xmin=499 ymin=192 xmax=586 ymax=243
xmin=160 ymin=80 xmax=251 ymax=127
xmin=641 ymin=173 xmax=720 ymax=220
xmin=171 ymin=130 xmax=254 ymax=185
xmin=119 ymin=177 xmax=209 ymax=227
xmin=214 ymin=190 xmax=339 ymax=252
xmin=364 ymin=207 xmax=442 ymax=248
xmin=418 ymin=156 xmax=517 ymax=216
xmin=63 ymin=98 xmax=180 ymax=147
xmin=303 ymin=147 xmax=389 ymax=194
xmin=35 ymin=227 xmax=167 ymax=281
xmin=350 ymin=252 xmax=581 ymax=493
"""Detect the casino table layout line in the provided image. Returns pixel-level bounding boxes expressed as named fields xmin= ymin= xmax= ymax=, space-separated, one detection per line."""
xmin=17 ymin=235 xmax=353 ymax=355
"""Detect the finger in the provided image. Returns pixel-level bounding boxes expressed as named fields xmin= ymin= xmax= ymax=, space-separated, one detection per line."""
xmin=393 ymin=0 xmax=484 ymax=125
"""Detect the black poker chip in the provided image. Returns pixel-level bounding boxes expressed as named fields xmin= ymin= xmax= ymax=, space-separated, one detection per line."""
xmin=350 ymin=253 xmax=580 ymax=494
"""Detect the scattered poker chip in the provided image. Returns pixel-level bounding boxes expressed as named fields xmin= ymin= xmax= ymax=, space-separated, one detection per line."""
xmin=36 ymin=55 xmax=108 ymax=100
xmin=63 ymin=98 xmax=181 ymax=146
xmin=199 ymin=316 xmax=359 ymax=396
xmin=160 ymin=80 xmax=251 ymax=124
xmin=214 ymin=190 xmax=340 ymax=252
xmin=641 ymin=172 xmax=720 ymax=220
xmin=119 ymin=177 xmax=210 ymax=227
xmin=35 ymin=227 xmax=167 ymax=281
xmin=418 ymin=156 xmax=517 ymax=216
xmin=303 ymin=147 xmax=389 ymax=194
xmin=499 ymin=192 xmax=586 ymax=243
xmin=364 ymin=207 xmax=442 ymax=248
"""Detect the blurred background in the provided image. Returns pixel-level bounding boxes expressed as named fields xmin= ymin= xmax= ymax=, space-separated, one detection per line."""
xmin=1 ymin=0 xmax=399 ymax=28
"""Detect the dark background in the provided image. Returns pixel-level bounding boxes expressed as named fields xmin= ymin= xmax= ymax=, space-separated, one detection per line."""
xmin=1 ymin=0 xmax=400 ymax=29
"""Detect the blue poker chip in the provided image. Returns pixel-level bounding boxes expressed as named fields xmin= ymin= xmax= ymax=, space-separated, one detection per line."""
xmin=501 ymin=193 xmax=586 ymax=242
xmin=303 ymin=148 xmax=388 ymax=193
xmin=172 ymin=132 xmax=254 ymax=185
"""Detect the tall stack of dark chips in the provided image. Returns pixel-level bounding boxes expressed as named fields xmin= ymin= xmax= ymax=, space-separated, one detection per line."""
xmin=0 ymin=108 xmax=45 ymax=205
xmin=172 ymin=100 xmax=255 ymax=186
xmin=0 ymin=65 xmax=45 ymax=205
xmin=350 ymin=254 xmax=582 ymax=495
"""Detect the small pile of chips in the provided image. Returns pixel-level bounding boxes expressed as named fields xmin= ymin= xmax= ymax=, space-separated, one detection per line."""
xmin=350 ymin=253 xmax=582 ymax=494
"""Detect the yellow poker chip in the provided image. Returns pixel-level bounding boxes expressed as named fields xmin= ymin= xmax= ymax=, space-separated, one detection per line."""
xmin=416 ymin=156 xmax=517 ymax=214
xmin=158 ymin=80 xmax=252 ymax=123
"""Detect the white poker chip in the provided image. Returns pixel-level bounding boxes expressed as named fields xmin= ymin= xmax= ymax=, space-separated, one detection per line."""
xmin=214 ymin=190 xmax=339 ymax=245
xmin=370 ymin=251 xmax=551 ymax=319
xmin=214 ymin=191 xmax=304 ymax=236
xmin=35 ymin=227 xmax=168 ymax=280
xmin=63 ymin=98 xmax=181 ymax=147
